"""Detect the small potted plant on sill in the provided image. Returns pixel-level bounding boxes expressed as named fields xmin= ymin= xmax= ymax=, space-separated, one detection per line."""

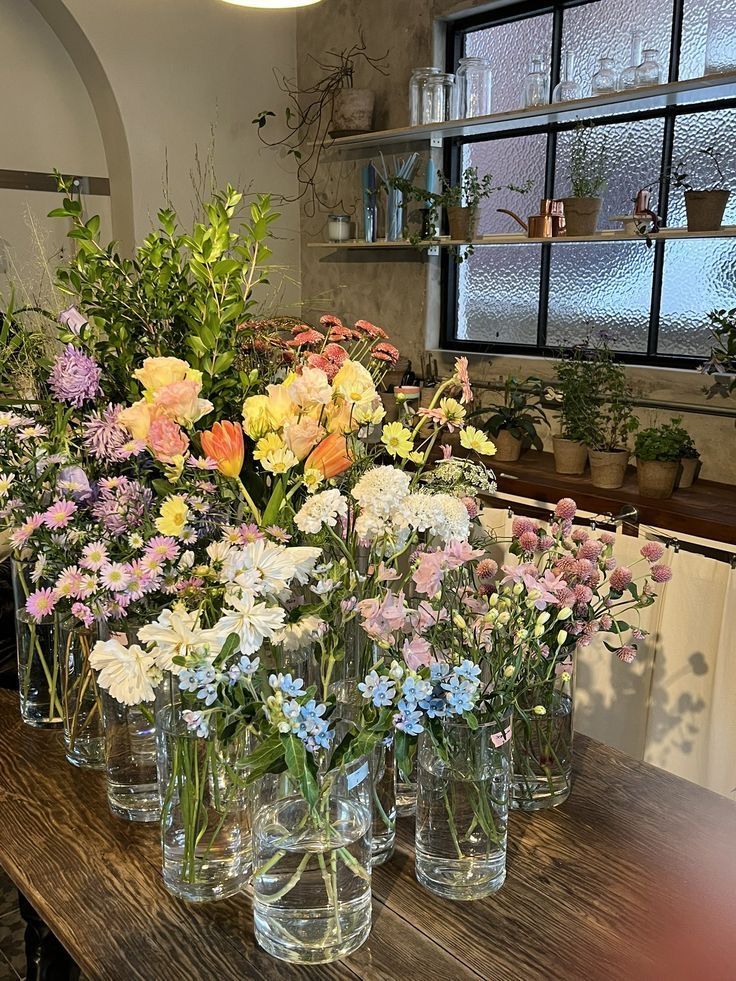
xmin=634 ymin=418 xmax=688 ymax=499
xmin=584 ymin=339 xmax=639 ymax=489
xmin=672 ymin=146 xmax=731 ymax=232
xmin=471 ymin=375 xmax=548 ymax=462
xmin=703 ymin=306 xmax=736 ymax=399
xmin=561 ymin=121 xmax=607 ymax=236
xmin=675 ymin=425 xmax=700 ymax=489
xmin=552 ymin=344 xmax=597 ymax=474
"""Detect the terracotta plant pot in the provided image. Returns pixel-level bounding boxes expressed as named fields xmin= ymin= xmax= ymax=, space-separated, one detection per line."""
xmin=588 ymin=448 xmax=629 ymax=489
xmin=447 ymin=206 xmax=477 ymax=241
xmin=560 ymin=196 xmax=602 ymax=236
xmin=493 ymin=429 xmax=523 ymax=463
xmin=636 ymin=459 xmax=679 ymax=499
xmin=553 ymin=436 xmax=587 ymax=475
xmin=684 ymin=190 xmax=730 ymax=232
xmin=676 ymin=456 xmax=700 ymax=489
xmin=331 ymin=89 xmax=375 ymax=135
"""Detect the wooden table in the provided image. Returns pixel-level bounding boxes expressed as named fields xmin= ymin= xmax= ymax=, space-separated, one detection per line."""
xmin=1 ymin=688 xmax=735 ymax=981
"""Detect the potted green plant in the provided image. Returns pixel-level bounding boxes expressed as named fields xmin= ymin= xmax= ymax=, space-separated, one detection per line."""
xmin=552 ymin=345 xmax=597 ymax=474
xmin=703 ymin=306 xmax=736 ymax=399
xmin=672 ymin=146 xmax=730 ymax=232
xmin=584 ymin=340 xmax=639 ymax=489
xmin=561 ymin=121 xmax=607 ymax=236
xmin=675 ymin=426 xmax=700 ymax=489
xmin=472 ymin=376 xmax=548 ymax=462
xmin=634 ymin=418 xmax=688 ymax=499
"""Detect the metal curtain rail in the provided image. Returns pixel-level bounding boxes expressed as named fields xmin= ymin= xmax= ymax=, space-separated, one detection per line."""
xmin=0 ymin=170 xmax=110 ymax=196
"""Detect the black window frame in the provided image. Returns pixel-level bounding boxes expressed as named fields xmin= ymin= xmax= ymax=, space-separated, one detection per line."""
xmin=440 ymin=0 xmax=736 ymax=368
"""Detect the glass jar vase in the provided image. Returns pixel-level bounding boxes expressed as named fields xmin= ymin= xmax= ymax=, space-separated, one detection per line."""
xmin=635 ymin=49 xmax=662 ymax=87
xmin=524 ymin=55 xmax=548 ymax=108
xmin=157 ymin=707 xmax=250 ymax=902
xmin=454 ymin=56 xmax=492 ymax=118
xmin=251 ymin=754 xmax=372 ymax=964
xmin=512 ymin=676 xmax=573 ymax=810
xmin=415 ymin=714 xmax=512 ymax=900
xmin=15 ymin=611 xmax=63 ymax=728
xmin=59 ymin=618 xmax=105 ymax=769
xmin=618 ymin=30 xmax=643 ymax=91
xmin=409 ymin=67 xmax=441 ymax=125
xmin=101 ymin=688 xmax=160 ymax=822
xmin=370 ymin=737 xmax=396 ymax=866
xmin=422 ymin=72 xmax=455 ymax=124
xmin=591 ymin=57 xmax=617 ymax=96
xmin=552 ymin=50 xmax=582 ymax=103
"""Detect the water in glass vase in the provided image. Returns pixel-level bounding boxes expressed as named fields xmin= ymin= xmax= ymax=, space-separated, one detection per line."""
xmin=512 ymin=690 xmax=573 ymax=810
xmin=102 ymin=691 xmax=160 ymax=822
xmin=252 ymin=794 xmax=371 ymax=963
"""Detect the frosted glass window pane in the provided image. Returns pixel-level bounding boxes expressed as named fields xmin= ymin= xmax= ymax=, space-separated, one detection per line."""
xmin=680 ymin=0 xmax=736 ymax=79
xmin=561 ymin=0 xmax=672 ymax=96
xmin=667 ymin=108 xmax=736 ymax=226
xmin=457 ymin=246 xmax=541 ymax=345
xmin=659 ymin=240 xmax=736 ymax=355
xmin=555 ymin=117 xmax=666 ymax=222
xmin=465 ymin=15 xmax=553 ymax=114
xmin=547 ymin=242 xmax=653 ymax=351
xmin=462 ymin=134 xmax=547 ymax=235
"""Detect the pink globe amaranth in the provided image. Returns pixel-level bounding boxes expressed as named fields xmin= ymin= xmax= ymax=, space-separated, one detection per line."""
xmin=476 ymin=558 xmax=498 ymax=583
xmin=609 ymin=565 xmax=633 ymax=591
xmin=641 ymin=541 xmax=666 ymax=563
xmin=518 ymin=531 xmax=539 ymax=553
xmin=554 ymin=497 xmax=577 ymax=521
xmin=617 ymin=645 xmax=638 ymax=663
xmin=650 ymin=564 xmax=673 ymax=583
xmin=512 ymin=515 xmax=537 ymax=538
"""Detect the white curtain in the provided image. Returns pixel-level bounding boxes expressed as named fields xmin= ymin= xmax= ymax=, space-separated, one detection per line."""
xmin=480 ymin=506 xmax=736 ymax=800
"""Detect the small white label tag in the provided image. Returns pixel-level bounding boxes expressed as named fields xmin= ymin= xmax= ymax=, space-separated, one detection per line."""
xmin=347 ymin=761 xmax=369 ymax=790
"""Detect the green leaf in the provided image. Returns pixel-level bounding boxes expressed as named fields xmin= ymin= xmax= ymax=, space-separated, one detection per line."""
xmin=262 ymin=480 xmax=285 ymax=527
xmin=244 ymin=733 xmax=286 ymax=783
xmin=282 ymin=734 xmax=318 ymax=809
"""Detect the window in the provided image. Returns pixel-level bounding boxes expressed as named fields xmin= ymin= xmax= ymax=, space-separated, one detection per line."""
xmin=442 ymin=0 xmax=736 ymax=365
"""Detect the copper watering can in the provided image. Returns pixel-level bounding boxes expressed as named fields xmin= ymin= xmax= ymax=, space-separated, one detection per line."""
xmin=497 ymin=199 xmax=567 ymax=238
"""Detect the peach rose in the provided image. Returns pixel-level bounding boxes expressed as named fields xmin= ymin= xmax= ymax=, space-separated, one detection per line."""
xmin=118 ymin=399 xmax=154 ymax=440
xmin=152 ymin=379 xmax=213 ymax=426
xmin=148 ymin=416 xmax=189 ymax=464
xmin=282 ymin=417 xmax=325 ymax=460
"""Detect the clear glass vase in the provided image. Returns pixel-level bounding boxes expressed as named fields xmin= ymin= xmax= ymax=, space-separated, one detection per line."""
xmin=618 ymin=30 xmax=643 ymax=91
xmin=552 ymin=50 xmax=582 ymax=103
xmin=252 ymin=755 xmax=372 ymax=964
xmin=395 ymin=748 xmax=417 ymax=817
xmin=415 ymin=715 xmax=512 ymax=900
xmin=524 ymin=55 xmax=548 ymax=108
xmin=591 ymin=56 xmax=617 ymax=96
xmin=15 ymin=611 xmax=63 ymax=728
xmin=512 ymin=680 xmax=573 ymax=810
xmin=370 ymin=737 xmax=396 ymax=866
xmin=101 ymin=688 xmax=160 ymax=822
xmin=59 ymin=618 xmax=105 ymax=769
xmin=156 ymin=708 xmax=250 ymax=902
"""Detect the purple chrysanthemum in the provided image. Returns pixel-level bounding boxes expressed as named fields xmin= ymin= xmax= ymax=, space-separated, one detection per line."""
xmin=83 ymin=404 xmax=131 ymax=461
xmin=48 ymin=345 xmax=101 ymax=407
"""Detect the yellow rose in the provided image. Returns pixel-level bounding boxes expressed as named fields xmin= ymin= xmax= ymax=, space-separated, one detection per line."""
xmin=155 ymin=495 xmax=190 ymax=537
xmin=134 ymin=357 xmax=198 ymax=394
xmin=242 ymin=395 xmax=275 ymax=440
xmin=332 ymin=360 xmax=377 ymax=407
xmin=266 ymin=381 xmax=297 ymax=429
xmin=118 ymin=399 xmax=154 ymax=440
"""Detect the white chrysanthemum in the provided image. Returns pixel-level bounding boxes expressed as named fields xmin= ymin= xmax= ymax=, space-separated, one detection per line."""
xmin=351 ymin=466 xmax=411 ymax=518
xmin=137 ymin=607 xmax=215 ymax=671
xmin=294 ymin=489 xmax=348 ymax=535
xmin=214 ymin=594 xmax=286 ymax=656
xmin=220 ymin=540 xmax=321 ymax=595
xmin=89 ymin=638 xmax=159 ymax=705
xmin=274 ymin=614 xmax=326 ymax=652
xmin=405 ymin=492 xmax=470 ymax=543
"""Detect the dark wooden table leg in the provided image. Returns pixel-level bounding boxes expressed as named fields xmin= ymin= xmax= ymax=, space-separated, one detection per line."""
xmin=18 ymin=891 xmax=81 ymax=981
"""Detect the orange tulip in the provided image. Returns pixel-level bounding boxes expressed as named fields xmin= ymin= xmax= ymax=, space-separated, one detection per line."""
xmin=305 ymin=433 xmax=353 ymax=479
xmin=200 ymin=421 xmax=244 ymax=478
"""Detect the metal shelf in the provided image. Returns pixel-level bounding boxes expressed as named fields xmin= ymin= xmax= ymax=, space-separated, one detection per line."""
xmin=308 ymin=225 xmax=736 ymax=249
xmin=329 ymin=73 xmax=736 ymax=152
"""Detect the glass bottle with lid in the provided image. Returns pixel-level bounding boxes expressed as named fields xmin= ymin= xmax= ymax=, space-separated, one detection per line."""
xmin=524 ymin=55 xmax=549 ymax=108
xmin=635 ymin=49 xmax=662 ymax=87
xmin=591 ymin=57 xmax=617 ymax=96
xmin=618 ymin=30 xmax=643 ymax=90
xmin=552 ymin=50 xmax=582 ymax=103
xmin=409 ymin=67 xmax=441 ymax=126
xmin=454 ymin=56 xmax=492 ymax=118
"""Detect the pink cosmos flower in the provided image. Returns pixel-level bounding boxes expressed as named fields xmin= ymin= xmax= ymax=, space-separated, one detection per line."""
xmin=148 ymin=416 xmax=189 ymax=464
xmin=455 ymin=356 xmax=472 ymax=404
xmin=402 ymin=636 xmax=433 ymax=671
xmin=650 ymin=564 xmax=672 ymax=583
xmin=43 ymin=499 xmax=77 ymax=529
xmin=609 ymin=566 xmax=633 ymax=591
xmin=641 ymin=541 xmax=665 ymax=562
xmin=26 ymin=588 xmax=57 ymax=621
xmin=554 ymin=498 xmax=577 ymax=521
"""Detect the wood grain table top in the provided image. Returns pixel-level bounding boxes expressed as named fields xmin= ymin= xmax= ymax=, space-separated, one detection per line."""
xmin=1 ymin=688 xmax=735 ymax=981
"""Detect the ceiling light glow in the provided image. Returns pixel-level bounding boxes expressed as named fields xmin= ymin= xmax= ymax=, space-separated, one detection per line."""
xmin=220 ymin=0 xmax=324 ymax=8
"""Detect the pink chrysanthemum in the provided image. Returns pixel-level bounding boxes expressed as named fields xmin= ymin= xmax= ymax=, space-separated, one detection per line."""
xmin=144 ymin=536 xmax=180 ymax=562
xmin=323 ymin=343 xmax=349 ymax=366
xmin=319 ymin=314 xmax=344 ymax=330
xmin=650 ymin=564 xmax=672 ymax=583
xmin=476 ymin=558 xmax=498 ymax=583
xmin=43 ymin=499 xmax=77 ymax=529
xmin=354 ymin=319 xmax=388 ymax=339
xmin=617 ymin=645 xmax=638 ymax=663
xmin=328 ymin=323 xmax=355 ymax=342
xmin=641 ymin=541 xmax=665 ymax=562
xmin=83 ymin=404 xmax=132 ymax=461
xmin=26 ymin=588 xmax=57 ymax=622
xmin=554 ymin=498 xmax=577 ymax=521
xmin=609 ymin=565 xmax=633 ymax=591
xmin=288 ymin=329 xmax=323 ymax=348
xmin=306 ymin=353 xmax=337 ymax=379
xmin=518 ymin=530 xmax=539 ymax=553
xmin=48 ymin=345 xmax=101 ymax=407
xmin=81 ymin=542 xmax=109 ymax=571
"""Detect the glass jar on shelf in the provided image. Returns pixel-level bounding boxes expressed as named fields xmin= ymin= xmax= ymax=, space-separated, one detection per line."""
xmin=422 ymin=72 xmax=456 ymax=124
xmin=618 ymin=30 xmax=643 ymax=90
xmin=552 ymin=50 xmax=582 ymax=103
xmin=409 ymin=67 xmax=441 ymax=126
xmin=635 ymin=48 xmax=662 ymax=87
xmin=591 ymin=56 xmax=617 ymax=96
xmin=454 ymin=56 xmax=492 ymax=119
xmin=524 ymin=55 xmax=549 ymax=108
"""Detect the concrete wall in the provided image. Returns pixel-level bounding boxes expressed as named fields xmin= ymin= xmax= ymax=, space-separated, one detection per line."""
xmin=295 ymin=0 xmax=736 ymax=482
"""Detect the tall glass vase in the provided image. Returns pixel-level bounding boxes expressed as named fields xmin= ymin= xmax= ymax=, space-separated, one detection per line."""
xmin=512 ymin=675 xmax=573 ymax=810
xmin=59 ymin=618 xmax=105 ymax=769
xmin=415 ymin=715 xmax=512 ymax=900
xmin=370 ymin=737 xmax=396 ymax=866
xmin=156 ymin=707 xmax=250 ymax=902
xmin=15 ymin=611 xmax=63 ymax=728
xmin=101 ymin=689 xmax=160 ymax=822
xmin=251 ymin=755 xmax=372 ymax=964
